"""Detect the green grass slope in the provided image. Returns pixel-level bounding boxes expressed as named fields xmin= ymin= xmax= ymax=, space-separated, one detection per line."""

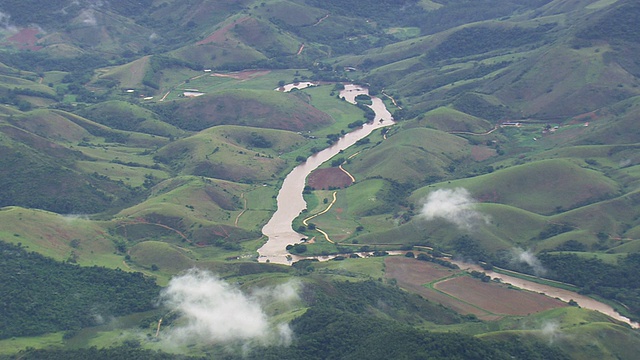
xmin=412 ymin=158 xmax=621 ymax=215
xmin=479 ymin=307 xmax=640 ymax=360
xmin=154 ymin=125 xmax=305 ymax=182
xmin=75 ymin=100 xmax=185 ymax=137
xmin=153 ymin=89 xmax=334 ymax=132
xmin=415 ymin=106 xmax=495 ymax=133
xmin=345 ymin=127 xmax=472 ymax=184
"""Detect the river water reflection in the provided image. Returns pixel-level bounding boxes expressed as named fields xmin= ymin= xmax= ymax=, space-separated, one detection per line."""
xmin=258 ymin=84 xmax=395 ymax=264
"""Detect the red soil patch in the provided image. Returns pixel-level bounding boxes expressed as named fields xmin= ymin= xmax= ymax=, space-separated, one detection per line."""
xmin=470 ymin=145 xmax=496 ymax=161
xmin=386 ymin=256 xmax=454 ymax=284
xmin=307 ymin=167 xmax=353 ymax=190
xmin=435 ymin=276 xmax=566 ymax=316
xmin=568 ymin=111 xmax=599 ymax=126
xmin=5 ymin=28 xmax=42 ymax=51
xmin=197 ymin=17 xmax=250 ymax=45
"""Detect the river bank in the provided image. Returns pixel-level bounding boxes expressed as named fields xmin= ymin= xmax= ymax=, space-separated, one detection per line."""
xmin=258 ymin=84 xmax=395 ymax=264
xmin=451 ymin=260 xmax=639 ymax=328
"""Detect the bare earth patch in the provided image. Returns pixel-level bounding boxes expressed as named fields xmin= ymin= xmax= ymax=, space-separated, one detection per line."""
xmin=5 ymin=28 xmax=42 ymax=51
xmin=470 ymin=145 xmax=496 ymax=161
xmin=385 ymin=257 xmax=566 ymax=320
xmin=307 ymin=167 xmax=353 ymax=190
xmin=435 ymin=276 xmax=566 ymax=316
xmin=384 ymin=257 xmax=488 ymax=317
xmin=196 ymin=17 xmax=250 ymax=45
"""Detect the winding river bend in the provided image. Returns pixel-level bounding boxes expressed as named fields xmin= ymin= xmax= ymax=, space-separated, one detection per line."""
xmin=255 ymin=83 xmax=639 ymax=329
xmin=258 ymin=84 xmax=395 ymax=264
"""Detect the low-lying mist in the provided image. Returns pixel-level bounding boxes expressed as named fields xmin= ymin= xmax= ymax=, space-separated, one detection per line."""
xmin=419 ymin=188 xmax=490 ymax=230
xmin=158 ymin=269 xmax=298 ymax=348
xmin=511 ymin=247 xmax=547 ymax=277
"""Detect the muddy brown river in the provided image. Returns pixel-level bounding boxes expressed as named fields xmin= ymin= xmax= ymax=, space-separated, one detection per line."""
xmin=451 ymin=260 xmax=639 ymax=328
xmin=258 ymin=84 xmax=394 ymax=264
xmin=256 ymin=84 xmax=638 ymax=329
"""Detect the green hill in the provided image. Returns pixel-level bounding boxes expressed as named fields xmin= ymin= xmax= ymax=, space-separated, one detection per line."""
xmin=152 ymin=89 xmax=334 ymax=132
xmin=345 ymin=127 xmax=472 ymax=184
xmin=412 ymin=158 xmax=621 ymax=215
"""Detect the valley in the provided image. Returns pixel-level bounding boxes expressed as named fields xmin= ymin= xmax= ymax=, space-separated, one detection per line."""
xmin=1 ymin=0 xmax=640 ymax=359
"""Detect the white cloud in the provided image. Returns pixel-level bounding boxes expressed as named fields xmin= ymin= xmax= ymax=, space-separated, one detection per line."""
xmin=511 ymin=248 xmax=547 ymax=277
xmin=539 ymin=320 xmax=566 ymax=345
xmin=419 ymin=188 xmax=489 ymax=230
xmin=0 ymin=11 xmax=18 ymax=34
xmin=158 ymin=269 xmax=294 ymax=348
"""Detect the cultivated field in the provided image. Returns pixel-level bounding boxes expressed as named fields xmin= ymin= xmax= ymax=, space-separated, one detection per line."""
xmin=435 ymin=276 xmax=566 ymax=316
xmin=307 ymin=167 xmax=353 ymax=189
xmin=385 ymin=256 xmax=566 ymax=320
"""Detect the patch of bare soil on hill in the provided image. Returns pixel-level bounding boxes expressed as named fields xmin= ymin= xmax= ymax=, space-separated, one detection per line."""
xmin=4 ymin=28 xmax=42 ymax=50
xmin=307 ymin=168 xmax=353 ymax=190
xmin=470 ymin=145 xmax=496 ymax=161
xmin=197 ymin=17 xmax=250 ymax=45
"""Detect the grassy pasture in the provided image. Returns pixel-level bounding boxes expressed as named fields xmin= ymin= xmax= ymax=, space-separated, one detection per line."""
xmin=128 ymin=241 xmax=195 ymax=273
xmin=0 ymin=332 xmax=64 ymax=355
xmin=77 ymin=100 xmax=185 ymax=137
xmin=0 ymin=74 xmax=57 ymax=95
xmin=416 ymin=106 xmax=494 ymax=133
xmin=154 ymin=125 xmax=302 ymax=182
xmin=115 ymin=176 xmax=272 ymax=242
xmin=386 ymin=27 xmax=421 ymax=40
xmin=117 ymin=176 xmax=245 ymax=227
xmin=0 ymin=207 xmax=123 ymax=268
xmin=10 ymin=109 xmax=92 ymax=143
xmin=345 ymin=127 xmax=470 ymax=183
xmin=304 ymin=85 xmax=371 ymax=134
xmin=153 ymin=88 xmax=334 ymax=132
xmin=412 ymin=158 xmax=620 ymax=215
xmin=254 ymin=1 xmax=325 ymax=27
xmin=76 ymin=160 xmax=168 ymax=188
xmin=314 ymin=256 xmax=387 ymax=280
xmin=97 ymin=56 xmax=151 ymax=90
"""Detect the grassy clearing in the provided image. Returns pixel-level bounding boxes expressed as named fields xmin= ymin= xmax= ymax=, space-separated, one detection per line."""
xmin=116 ymin=176 xmax=253 ymax=231
xmin=0 ymin=207 xmax=125 ymax=268
xmin=99 ymin=56 xmax=151 ymax=90
xmin=128 ymin=241 xmax=195 ymax=273
xmin=418 ymin=106 xmax=493 ymax=133
xmin=0 ymin=332 xmax=64 ymax=355
xmin=386 ymin=27 xmax=421 ymax=40
xmin=76 ymin=160 xmax=168 ymax=187
xmin=154 ymin=126 xmax=302 ymax=183
xmin=315 ymin=256 xmax=387 ymax=280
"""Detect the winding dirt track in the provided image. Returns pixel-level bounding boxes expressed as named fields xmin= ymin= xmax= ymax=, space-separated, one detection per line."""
xmin=303 ymin=191 xmax=338 ymax=243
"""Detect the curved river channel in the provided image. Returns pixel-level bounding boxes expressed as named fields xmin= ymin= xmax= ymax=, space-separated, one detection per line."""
xmin=256 ymin=83 xmax=639 ymax=329
xmin=258 ymin=84 xmax=395 ymax=264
